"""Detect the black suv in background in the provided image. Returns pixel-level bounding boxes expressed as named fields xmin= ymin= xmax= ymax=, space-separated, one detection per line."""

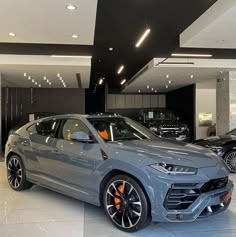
xmin=139 ymin=109 xmax=190 ymax=142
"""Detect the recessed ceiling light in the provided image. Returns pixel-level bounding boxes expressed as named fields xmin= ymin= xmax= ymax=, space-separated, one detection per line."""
xmin=155 ymin=90 xmax=157 ymax=93
xmin=63 ymin=84 xmax=67 ymax=88
xmin=151 ymin=88 xmax=154 ymax=91
xmin=166 ymin=74 xmax=169 ymax=79
xmin=9 ymin=32 xmax=15 ymax=37
xmin=166 ymin=85 xmax=168 ymax=89
xmin=57 ymin=73 xmax=60 ymax=77
xmin=49 ymin=82 xmax=52 ymax=85
xmin=39 ymin=84 xmax=41 ymax=87
xmin=121 ymin=79 xmax=126 ymax=85
xmin=28 ymin=76 xmax=31 ymax=80
xmin=138 ymin=90 xmax=141 ymax=93
xmin=35 ymin=82 xmax=38 ymax=85
xmin=46 ymin=79 xmax=49 ymax=83
xmin=67 ymin=4 xmax=77 ymax=10
xmin=117 ymin=65 xmax=124 ymax=74
xmin=171 ymin=53 xmax=212 ymax=58
xmin=147 ymin=85 xmax=149 ymax=89
xmin=190 ymin=74 xmax=194 ymax=79
xmin=168 ymin=80 xmax=171 ymax=84
xmin=43 ymin=76 xmax=47 ymax=80
xmin=32 ymin=79 xmax=35 ymax=83
xmin=72 ymin=34 xmax=78 ymax=38
xmin=109 ymin=47 xmax=113 ymax=51
xmin=24 ymin=73 xmax=27 ymax=77
xmin=135 ymin=28 xmax=151 ymax=48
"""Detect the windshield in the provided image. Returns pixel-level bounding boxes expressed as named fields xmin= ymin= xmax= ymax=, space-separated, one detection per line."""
xmin=87 ymin=117 xmax=157 ymax=142
xmin=144 ymin=110 xmax=176 ymax=121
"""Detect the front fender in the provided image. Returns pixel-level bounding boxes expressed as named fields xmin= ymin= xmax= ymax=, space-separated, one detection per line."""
xmin=95 ymin=158 xmax=155 ymax=207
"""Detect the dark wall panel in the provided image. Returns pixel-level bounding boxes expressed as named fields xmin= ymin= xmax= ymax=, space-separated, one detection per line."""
xmin=166 ymin=85 xmax=195 ymax=141
xmin=1 ymin=88 xmax=85 ymax=146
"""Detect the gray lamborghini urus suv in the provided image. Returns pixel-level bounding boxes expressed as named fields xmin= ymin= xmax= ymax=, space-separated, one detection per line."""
xmin=5 ymin=114 xmax=234 ymax=232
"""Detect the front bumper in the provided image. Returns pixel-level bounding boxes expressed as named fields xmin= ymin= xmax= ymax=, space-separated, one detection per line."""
xmin=149 ymin=173 xmax=233 ymax=222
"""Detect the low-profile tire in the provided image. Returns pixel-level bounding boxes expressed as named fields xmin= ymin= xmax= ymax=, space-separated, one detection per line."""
xmin=7 ymin=155 xmax=33 ymax=191
xmin=103 ymin=174 xmax=150 ymax=232
xmin=224 ymin=151 xmax=236 ymax=173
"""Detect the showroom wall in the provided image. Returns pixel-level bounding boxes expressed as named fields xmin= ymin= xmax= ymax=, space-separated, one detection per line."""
xmin=195 ymin=83 xmax=216 ymax=139
xmin=216 ymin=71 xmax=236 ymax=135
xmin=166 ymin=85 xmax=195 ymax=141
xmin=107 ymin=94 xmax=166 ymax=120
xmin=1 ymin=87 xmax=85 ymax=145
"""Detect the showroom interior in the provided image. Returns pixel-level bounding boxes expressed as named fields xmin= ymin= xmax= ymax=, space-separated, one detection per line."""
xmin=1 ymin=0 xmax=236 ymax=236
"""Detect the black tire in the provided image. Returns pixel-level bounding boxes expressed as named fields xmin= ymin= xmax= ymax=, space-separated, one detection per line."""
xmin=7 ymin=155 xmax=33 ymax=191
xmin=103 ymin=174 xmax=150 ymax=232
xmin=224 ymin=151 xmax=236 ymax=173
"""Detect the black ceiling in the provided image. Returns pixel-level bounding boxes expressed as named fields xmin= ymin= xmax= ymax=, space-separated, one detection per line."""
xmin=1 ymin=0 xmax=236 ymax=91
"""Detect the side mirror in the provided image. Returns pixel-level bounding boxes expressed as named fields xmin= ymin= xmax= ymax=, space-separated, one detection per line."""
xmin=71 ymin=131 xmax=94 ymax=143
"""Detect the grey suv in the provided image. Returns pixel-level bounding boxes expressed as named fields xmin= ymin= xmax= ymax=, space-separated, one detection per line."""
xmin=5 ymin=114 xmax=233 ymax=232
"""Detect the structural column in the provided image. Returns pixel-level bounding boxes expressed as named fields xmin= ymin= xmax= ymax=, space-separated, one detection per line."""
xmin=216 ymin=71 xmax=236 ymax=135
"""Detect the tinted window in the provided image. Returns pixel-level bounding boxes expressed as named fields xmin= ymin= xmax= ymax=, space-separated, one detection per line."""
xmin=58 ymin=119 xmax=90 ymax=141
xmin=35 ymin=120 xmax=58 ymax=137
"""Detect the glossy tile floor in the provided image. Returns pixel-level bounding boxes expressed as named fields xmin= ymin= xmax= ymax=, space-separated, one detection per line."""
xmin=1 ymin=161 xmax=236 ymax=237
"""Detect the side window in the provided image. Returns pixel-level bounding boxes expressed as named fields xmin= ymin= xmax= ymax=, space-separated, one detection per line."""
xmin=35 ymin=120 xmax=58 ymax=137
xmin=59 ymin=119 xmax=90 ymax=141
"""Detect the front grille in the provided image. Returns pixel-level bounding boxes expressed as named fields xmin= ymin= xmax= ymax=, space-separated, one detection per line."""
xmin=201 ymin=177 xmax=228 ymax=193
xmin=164 ymin=177 xmax=228 ymax=211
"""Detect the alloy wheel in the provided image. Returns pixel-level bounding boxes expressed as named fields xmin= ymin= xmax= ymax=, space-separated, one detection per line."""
xmin=105 ymin=180 xmax=142 ymax=229
xmin=7 ymin=157 xmax=22 ymax=188
xmin=225 ymin=151 xmax=236 ymax=172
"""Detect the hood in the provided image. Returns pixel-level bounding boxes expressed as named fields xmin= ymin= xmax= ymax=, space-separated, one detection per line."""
xmin=195 ymin=135 xmax=236 ymax=146
xmin=109 ymin=138 xmax=219 ymax=168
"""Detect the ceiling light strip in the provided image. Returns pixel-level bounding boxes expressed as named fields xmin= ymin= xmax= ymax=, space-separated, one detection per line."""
xmin=171 ymin=53 xmax=212 ymax=57
xmin=51 ymin=55 xmax=92 ymax=59
xmin=117 ymin=65 xmax=124 ymax=74
xmin=120 ymin=79 xmax=126 ymax=85
xmin=135 ymin=29 xmax=151 ymax=48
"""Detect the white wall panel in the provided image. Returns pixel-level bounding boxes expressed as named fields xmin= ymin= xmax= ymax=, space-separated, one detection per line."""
xmin=142 ymin=95 xmax=151 ymax=108
xmin=150 ymin=95 xmax=158 ymax=107
xmin=158 ymin=95 xmax=166 ymax=108
xmin=107 ymin=94 xmax=166 ymax=109
xmin=125 ymin=95 xmax=135 ymax=108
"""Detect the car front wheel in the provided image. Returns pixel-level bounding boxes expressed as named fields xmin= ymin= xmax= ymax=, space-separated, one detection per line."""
xmin=7 ymin=155 xmax=33 ymax=191
xmin=224 ymin=151 xmax=236 ymax=173
xmin=103 ymin=175 xmax=149 ymax=232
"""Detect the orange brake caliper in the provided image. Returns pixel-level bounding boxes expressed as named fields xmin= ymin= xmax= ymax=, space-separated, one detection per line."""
xmin=114 ymin=185 xmax=124 ymax=210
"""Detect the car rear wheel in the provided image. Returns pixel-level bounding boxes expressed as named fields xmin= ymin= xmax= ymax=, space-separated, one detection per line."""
xmin=7 ymin=155 xmax=33 ymax=191
xmin=224 ymin=151 xmax=236 ymax=173
xmin=103 ymin=175 xmax=149 ymax=232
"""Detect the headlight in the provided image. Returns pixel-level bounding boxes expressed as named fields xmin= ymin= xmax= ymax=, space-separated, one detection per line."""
xmin=150 ymin=162 xmax=197 ymax=175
